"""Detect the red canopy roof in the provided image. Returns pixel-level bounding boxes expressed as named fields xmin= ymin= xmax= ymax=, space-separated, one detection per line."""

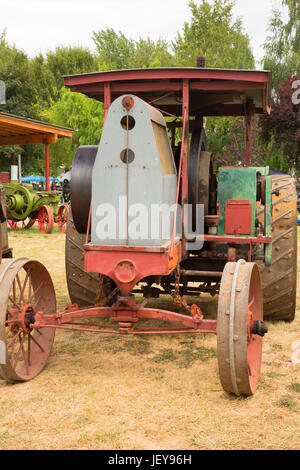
xmin=63 ymin=67 xmax=272 ymax=117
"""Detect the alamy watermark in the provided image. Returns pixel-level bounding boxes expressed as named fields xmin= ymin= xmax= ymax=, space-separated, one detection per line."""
xmin=292 ymin=80 xmax=300 ymax=105
xmin=291 ymin=340 xmax=300 ymax=365
xmin=0 ymin=340 xmax=5 ymax=364
xmin=94 ymin=197 xmax=205 ymax=251
xmin=0 ymin=80 xmax=6 ymax=104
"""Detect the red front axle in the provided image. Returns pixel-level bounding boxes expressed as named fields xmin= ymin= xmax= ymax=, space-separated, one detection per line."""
xmin=32 ymin=296 xmax=217 ymax=335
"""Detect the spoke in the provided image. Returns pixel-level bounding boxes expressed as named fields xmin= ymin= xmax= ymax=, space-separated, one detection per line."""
xmin=6 ymin=327 xmax=12 ymax=337
xmin=16 ymin=274 xmax=23 ymax=303
xmin=21 ymin=338 xmax=29 ymax=375
xmin=13 ymin=279 xmax=16 ymax=301
xmin=34 ymin=296 xmax=43 ymax=310
xmin=19 ymin=269 xmax=31 ymax=304
xmin=28 ymin=276 xmax=32 ymax=304
xmin=12 ymin=333 xmax=24 ymax=369
xmin=28 ymin=333 xmax=31 ymax=366
xmin=8 ymin=296 xmax=21 ymax=311
xmin=28 ymin=281 xmax=44 ymax=303
xmin=7 ymin=329 xmax=21 ymax=349
xmin=10 ymin=331 xmax=17 ymax=363
xmin=29 ymin=333 xmax=44 ymax=352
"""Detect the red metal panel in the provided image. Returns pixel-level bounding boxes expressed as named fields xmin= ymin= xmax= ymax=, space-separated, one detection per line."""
xmin=225 ymin=200 xmax=252 ymax=235
xmin=0 ymin=172 xmax=9 ymax=183
xmin=84 ymin=241 xmax=183 ymax=295
xmin=71 ymin=80 xmax=263 ymax=94
xmin=63 ymin=68 xmax=270 ymax=86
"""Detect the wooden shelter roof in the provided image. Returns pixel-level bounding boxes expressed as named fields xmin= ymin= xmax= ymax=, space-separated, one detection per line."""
xmin=0 ymin=112 xmax=73 ymax=146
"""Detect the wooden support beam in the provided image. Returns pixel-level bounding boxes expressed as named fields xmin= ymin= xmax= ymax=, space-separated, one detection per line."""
xmin=0 ymin=134 xmax=58 ymax=145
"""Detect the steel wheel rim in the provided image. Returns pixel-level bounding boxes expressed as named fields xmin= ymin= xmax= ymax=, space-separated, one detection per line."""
xmin=217 ymin=261 xmax=263 ymax=396
xmin=57 ymin=205 xmax=69 ymax=233
xmin=0 ymin=258 xmax=56 ymax=381
xmin=246 ymin=266 xmax=263 ymax=393
xmin=38 ymin=205 xmax=54 ymax=234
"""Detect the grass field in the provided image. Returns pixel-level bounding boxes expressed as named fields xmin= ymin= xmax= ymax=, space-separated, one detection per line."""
xmin=0 ymin=225 xmax=299 ymax=450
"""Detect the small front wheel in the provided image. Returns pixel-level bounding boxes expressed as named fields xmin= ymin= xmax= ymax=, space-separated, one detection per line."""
xmin=37 ymin=205 xmax=54 ymax=234
xmin=57 ymin=205 xmax=69 ymax=233
xmin=217 ymin=260 xmax=267 ymax=396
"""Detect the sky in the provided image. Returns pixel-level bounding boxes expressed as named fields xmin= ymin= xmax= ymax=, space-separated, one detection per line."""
xmin=0 ymin=0 xmax=286 ymax=66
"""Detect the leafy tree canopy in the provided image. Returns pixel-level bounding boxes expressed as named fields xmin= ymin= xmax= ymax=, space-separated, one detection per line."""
xmin=92 ymin=28 xmax=174 ymax=70
xmin=172 ymin=0 xmax=255 ymax=69
xmin=49 ymin=88 xmax=104 ymax=174
xmin=263 ymin=0 xmax=300 ymax=87
xmin=260 ymin=74 xmax=300 ymax=173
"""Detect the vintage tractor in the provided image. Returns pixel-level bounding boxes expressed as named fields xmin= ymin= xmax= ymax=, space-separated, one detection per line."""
xmin=1 ymin=168 xmax=69 ymax=233
xmin=0 ymin=67 xmax=297 ymax=396
xmin=0 ymin=184 xmax=12 ymax=260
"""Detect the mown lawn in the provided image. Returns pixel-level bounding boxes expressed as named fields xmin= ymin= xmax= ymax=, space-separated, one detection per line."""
xmin=0 ymin=225 xmax=299 ymax=450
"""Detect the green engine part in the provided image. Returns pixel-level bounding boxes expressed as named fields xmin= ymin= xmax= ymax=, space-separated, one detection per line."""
xmin=3 ymin=181 xmax=60 ymax=221
xmin=217 ymin=166 xmax=272 ymax=265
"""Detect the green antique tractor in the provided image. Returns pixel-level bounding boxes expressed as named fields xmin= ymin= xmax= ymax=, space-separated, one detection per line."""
xmin=0 ymin=184 xmax=12 ymax=259
xmin=1 ymin=171 xmax=69 ymax=233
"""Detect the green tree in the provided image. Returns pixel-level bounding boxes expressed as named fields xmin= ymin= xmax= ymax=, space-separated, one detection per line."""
xmin=282 ymin=0 xmax=300 ymax=50
xmin=130 ymin=38 xmax=175 ymax=68
xmin=172 ymin=0 xmax=255 ymax=68
xmin=171 ymin=1 xmax=255 ymax=165
xmin=263 ymin=1 xmax=300 ymax=87
xmin=213 ymin=117 xmax=290 ymax=173
xmin=50 ymin=88 xmax=104 ymax=174
xmin=0 ymin=31 xmax=45 ymax=172
xmin=92 ymin=28 xmax=135 ymax=70
xmin=260 ymin=74 xmax=300 ymax=173
xmin=46 ymin=46 xmax=97 ymax=91
xmin=30 ymin=46 xmax=98 ymax=107
xmin=92 ymin=28 xmax=174 ymax=70
xmin=0 ymin=31 xmax=40 ymax=117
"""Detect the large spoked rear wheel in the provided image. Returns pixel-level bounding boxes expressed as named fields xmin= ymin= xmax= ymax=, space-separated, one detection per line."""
xmin=0 ymin=258 xmax=56 ymax=381
xmin=217 ymin=260 xmax=265 ymax=396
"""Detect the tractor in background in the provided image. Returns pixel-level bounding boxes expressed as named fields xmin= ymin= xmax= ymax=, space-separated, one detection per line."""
xmin=0 ymin=184 xmax=12 ymax=259
xmin=0 ymin=166 xmax=69 ymax=233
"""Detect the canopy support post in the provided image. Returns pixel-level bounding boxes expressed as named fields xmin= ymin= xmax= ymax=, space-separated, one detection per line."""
xmin=45 ymin=141 xmax=50 ymax=192
xmin=245 ymin=99 xmax=255 ymax=167
xmin=182 ymin=79 xmax=190 ymax=255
